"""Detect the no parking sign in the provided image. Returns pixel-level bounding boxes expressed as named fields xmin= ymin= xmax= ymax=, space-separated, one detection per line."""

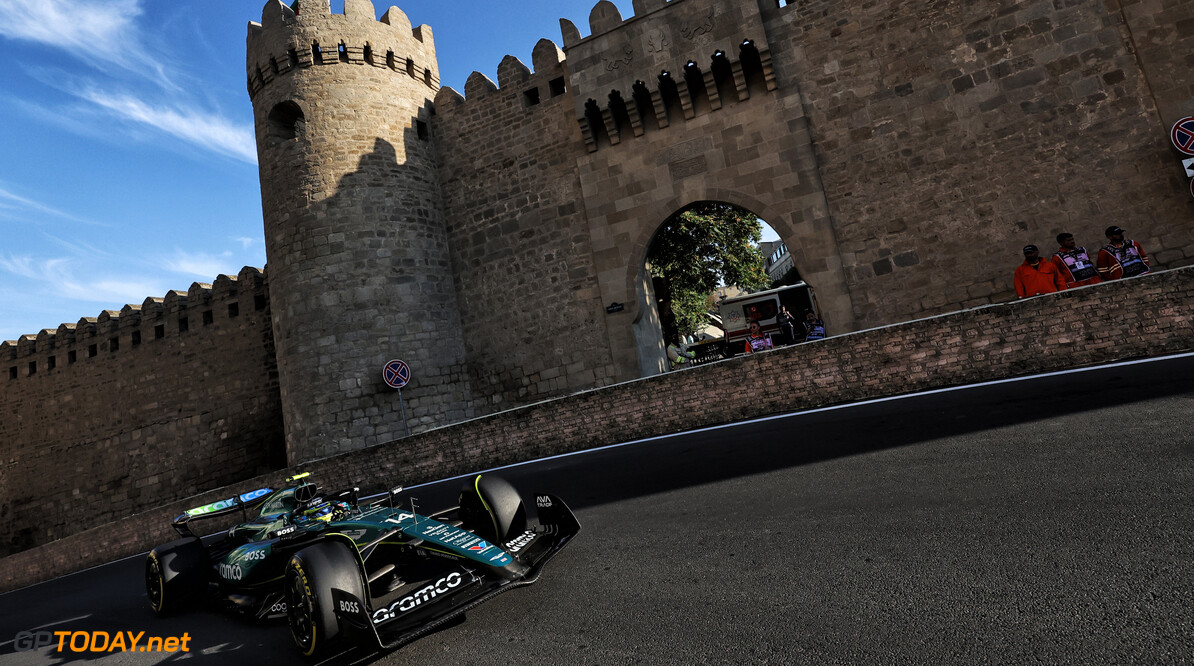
xmin=383 ymin=359 xmax=410 ymax=388
xmin=1170 ymin=116 xmax=1194 ymax=156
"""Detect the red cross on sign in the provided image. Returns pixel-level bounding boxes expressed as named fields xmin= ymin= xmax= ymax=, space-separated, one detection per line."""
xmin=383 ymin=359 xmax=411 ymax=389
xmin=1170 ymin=116 xmax=1194 ymax=156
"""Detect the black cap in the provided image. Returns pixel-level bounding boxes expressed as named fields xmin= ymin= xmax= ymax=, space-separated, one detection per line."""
xmin=1105 ymin=226 xmax=1124 ymax=237
xmin=1022 ymin=244 xmax=1038 ymax=254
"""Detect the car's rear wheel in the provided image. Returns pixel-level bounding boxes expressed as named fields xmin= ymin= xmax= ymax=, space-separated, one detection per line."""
xmin=145 ymin=537 xmax=207 ymax=616
xmin=285 ymin=541 xmax=363 ymax=658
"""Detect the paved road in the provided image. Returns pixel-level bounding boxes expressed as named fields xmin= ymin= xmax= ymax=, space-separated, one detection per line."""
xmin=2 ymin=356 xmax=1192 ymax=665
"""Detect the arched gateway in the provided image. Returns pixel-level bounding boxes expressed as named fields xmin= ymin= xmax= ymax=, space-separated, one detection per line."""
xmin=630 ymin=196 xmax=835 ymax=377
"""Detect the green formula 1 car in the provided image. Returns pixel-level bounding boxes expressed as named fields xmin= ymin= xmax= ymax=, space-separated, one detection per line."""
xmin=145 ymin=472 xmax=580 ymax=657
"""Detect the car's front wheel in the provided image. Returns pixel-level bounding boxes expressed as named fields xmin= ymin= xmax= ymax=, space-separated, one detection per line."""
xmin=286 ymin=541 xmax=363 ymax=658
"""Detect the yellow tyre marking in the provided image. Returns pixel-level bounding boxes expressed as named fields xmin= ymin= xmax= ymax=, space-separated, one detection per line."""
xmin=474 ymin=475 xmax=500 ymax=541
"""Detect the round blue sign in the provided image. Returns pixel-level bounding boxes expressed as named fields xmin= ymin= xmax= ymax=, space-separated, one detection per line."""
xmin=383 ymin=359 xmax=411 ymax=389
xmin=1170 ymin=116 xmax=1194 ymax=156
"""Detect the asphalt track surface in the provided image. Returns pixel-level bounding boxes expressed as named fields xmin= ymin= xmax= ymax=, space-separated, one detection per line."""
xmin=1 ymin=354 xmax=1192 ymax=665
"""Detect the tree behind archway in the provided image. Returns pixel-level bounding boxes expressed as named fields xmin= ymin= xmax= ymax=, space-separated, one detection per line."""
xmin=647 ymin=202 xmax=770 ymax=338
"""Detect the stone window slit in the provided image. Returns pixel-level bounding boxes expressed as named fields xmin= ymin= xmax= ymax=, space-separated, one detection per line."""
xmin=683 ymin=61 xmax=710 ymax=115
xmin=363 ymin=43 xmax=374 ymax=66
xmin=338 ymin=42 xmax=349 ymax=63
xmin=406 ymin=58 xmax=415 ymax=77
xmin=387 ymin=50 xmax=396 ymax=70
xmin=269 ymin=56 xmax=279 ymax=74
xmin=740 ymin=41 xmax=767 ymax=95
xmin=312 ymin=41 xmax=323 ymax=65
xmin=268 ymin=101 xmax=306 ymax=143
xmin=631 ymin=81 xmax=656 ymax=131
xmin=288 ymin=48 xmax=299 ymax=68
xmin=711 ymin=51 xmax=736 ymax=103
xmin=549 ymin=76 xmax=567 ymax=97
xmin=608 ymin=90 xmax=632 ymax=137
xmin=657 ymin=72 xmax=683 ymax=124
xmin=584 ymin=99 xmax=611 ymax=148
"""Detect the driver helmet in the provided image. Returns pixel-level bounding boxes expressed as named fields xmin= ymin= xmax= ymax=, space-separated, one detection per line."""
xmin=301 ymin=499 xmax=334 ymax=523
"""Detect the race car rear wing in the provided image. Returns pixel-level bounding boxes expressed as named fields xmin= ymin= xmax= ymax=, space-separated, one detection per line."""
xmin=172 ymin=487 xmax=276 ymax=537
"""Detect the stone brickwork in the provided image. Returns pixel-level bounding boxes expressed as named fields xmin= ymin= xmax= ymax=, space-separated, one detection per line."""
xmin=431 ymin=43 xmax=620 ymax=413
xmin=0 ymin=268 xmax=284 ymax=557
xmin=772 ymin=0 xmax=1194 ymax=326
xmin=247 ymin=0 xmax=474 ymax=462
xmin=4 ymin=266 xmax=1191 ymax=594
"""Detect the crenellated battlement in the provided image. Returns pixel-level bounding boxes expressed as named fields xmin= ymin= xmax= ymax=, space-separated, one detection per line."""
xmin=433 ymin=38 xmax=569 ymax=115
xmin=2 ymin=266 xmax=271 ymax=377
xmin=561 ymin=0 xmax=777 ymax=152
xmin=246 ymin=0 xmax=439 ymax=101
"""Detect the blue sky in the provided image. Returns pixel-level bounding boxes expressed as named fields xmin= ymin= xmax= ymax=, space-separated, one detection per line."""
xmin=0 ymin=0 xmax=775 ymax=342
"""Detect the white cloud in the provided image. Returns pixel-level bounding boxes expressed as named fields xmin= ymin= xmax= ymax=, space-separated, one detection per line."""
xmin=78 ymin=89 xmax=258 ymax=165
xmin=0 ymin=253 xmax=166 ymax=306
xmin=0 ymin=185 xmax=103 ymax=226
xmin=0 ymin=0 xmax=166 ymax=82
xmin=162 ymin=250 xmax=242 ymax=280
xmin=235 ymin=237 xmax=257 ymax=250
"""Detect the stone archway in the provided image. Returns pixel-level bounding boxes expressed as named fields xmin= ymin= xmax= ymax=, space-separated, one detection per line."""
xmin=615 ymin=187 xmax=853 ymax=379
xmin=632 ymin=198 xmax=777 ymax=376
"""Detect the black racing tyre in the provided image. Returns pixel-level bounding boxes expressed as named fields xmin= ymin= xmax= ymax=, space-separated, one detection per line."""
xmin=285 ymin=541 xmax=363 ymax=658
xmin=145 ymin=537 xmax=207 ymax=616
xmin=458 ymin=474 xmax=537 ymax=544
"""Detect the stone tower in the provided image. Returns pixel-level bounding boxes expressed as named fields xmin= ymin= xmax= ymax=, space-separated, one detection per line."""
xmin=247 ymin=0 xmax=472 ymax=464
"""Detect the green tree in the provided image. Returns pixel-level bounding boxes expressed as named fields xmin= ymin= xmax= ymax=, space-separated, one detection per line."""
xmin=647 ymin=203 xmax=770 ymax=337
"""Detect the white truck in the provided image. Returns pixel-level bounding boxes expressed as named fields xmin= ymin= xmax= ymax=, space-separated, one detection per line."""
xmin=717 ymin=282 xmax=819 ymax=356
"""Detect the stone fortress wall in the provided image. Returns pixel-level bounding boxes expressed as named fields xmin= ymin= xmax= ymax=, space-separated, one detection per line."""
xmin=2 ymin=0 xmax=1193 ymax=560
xmin=0 ymin=268 xmax=284 ymax=557
xmin=247 ymin=0 xmax=475 ymax=465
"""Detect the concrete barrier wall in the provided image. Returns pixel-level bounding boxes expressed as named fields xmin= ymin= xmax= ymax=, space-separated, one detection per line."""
xmin=3 ymin=266 xmax=1192 ymax=593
